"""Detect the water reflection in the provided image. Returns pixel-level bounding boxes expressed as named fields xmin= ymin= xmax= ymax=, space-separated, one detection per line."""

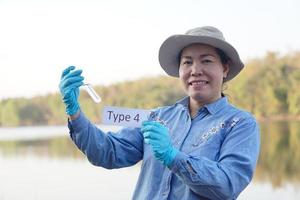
xmin=1 ymin=121 xmax=300 ymax=189
xmin=256 ymin=121 xmax=300 ymax=187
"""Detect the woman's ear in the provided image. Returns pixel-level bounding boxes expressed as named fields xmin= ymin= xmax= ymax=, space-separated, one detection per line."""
xmin=222 ymin=63 xmax=229 ymax=78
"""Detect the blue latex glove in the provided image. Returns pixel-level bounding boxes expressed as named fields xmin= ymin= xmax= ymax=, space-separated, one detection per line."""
xmin=141 ymin=121 xmax=178 ymax=167
xmin=59 ymin=66 xmax=84 ymax=115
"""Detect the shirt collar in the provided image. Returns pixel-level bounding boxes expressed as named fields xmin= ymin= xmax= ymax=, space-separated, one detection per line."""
xmin=176 ymin=96 xmax=228 ymax=115
xmin=176 ymin=96 xmax=190 ymax=110
xmin=204 ymin=97 xmax=228 ymax=114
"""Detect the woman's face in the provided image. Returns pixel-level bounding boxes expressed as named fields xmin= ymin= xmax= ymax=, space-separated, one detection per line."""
xmin=179 ymin=43 xmax=229 ymax=105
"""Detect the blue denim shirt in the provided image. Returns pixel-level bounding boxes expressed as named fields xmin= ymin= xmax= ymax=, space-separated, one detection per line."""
xmin=68 ymin=97 xmax=260 ymax=200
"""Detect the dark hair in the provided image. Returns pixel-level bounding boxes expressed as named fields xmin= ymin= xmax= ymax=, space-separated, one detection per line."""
xmin=215 ymin=48 xmax=230 ymax=97
xmin=215 ymin=48 xmax=230 ymax=65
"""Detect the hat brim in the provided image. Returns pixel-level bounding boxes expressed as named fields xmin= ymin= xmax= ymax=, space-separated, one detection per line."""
xmin=158 ymin=34 xmax=244 ymax=82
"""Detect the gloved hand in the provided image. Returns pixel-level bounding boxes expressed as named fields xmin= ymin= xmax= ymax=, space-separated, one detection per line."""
xmin=141 ymin=121 xmax=178 ymax=167
xmin=59 ymin=66 xmax=84 ymax=115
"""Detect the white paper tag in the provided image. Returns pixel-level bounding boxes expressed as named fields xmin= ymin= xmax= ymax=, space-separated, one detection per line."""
xmin=102 ymin=106 xmax=150 ymax=127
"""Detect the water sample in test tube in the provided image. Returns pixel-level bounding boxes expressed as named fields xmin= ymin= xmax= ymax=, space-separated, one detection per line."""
xmin=82 ymin=83 xmax=102 ymax=103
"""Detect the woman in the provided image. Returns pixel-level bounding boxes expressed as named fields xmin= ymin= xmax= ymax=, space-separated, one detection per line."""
xmin=59 ymin=26 xmax=260 ymax=200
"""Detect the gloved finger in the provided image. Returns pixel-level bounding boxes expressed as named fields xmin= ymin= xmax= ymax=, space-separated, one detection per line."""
xmin=63 ymin=69 xmax=83 ymax=80
xmin=142 ymin=120 xmax=165 ymax=129
xmin=146 ymin=139 xmax=165 ymax=152
xmin=142 ymin=129 xmax=165 ymax=141
xmin=60 ymin=80 xmax=83 ymax=93
xmin=64 ymin=81 xmax=84 ymax=92
xmin=141 ymin=125 xmax=159 ymax=134
xmin=61 ymin=66 xmax=75 ymax=79
xmin=142 ymin=131 xmax=151 ymax=138
xmin=146 ymin=139 xmax=166 ymax=150
xmin=142 ymin=120 xmax=159 ymax=126
xmin=143 ymin=131 xmax=164 ymax=142
xmin=141 ymin=121 xmax=164 ymax=131
xmin=142 ymin=124 xmax=167 ymax=136
xmin=153 ymin=151 xmax=164 ymax=159
xmin=141 ymin=125 xmax=150 ymax=133
xmin=144 ymin=138 xmax=151 ymax=144
xmin=61 ymin=76 xmax=84 ymax=88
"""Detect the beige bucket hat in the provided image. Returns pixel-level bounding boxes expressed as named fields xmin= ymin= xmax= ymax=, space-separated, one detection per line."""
xmin=158 ymin=26 xmax=244 ymax=82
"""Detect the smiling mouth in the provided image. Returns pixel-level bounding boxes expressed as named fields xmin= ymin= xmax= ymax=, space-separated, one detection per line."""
xmin=189 ymin=80 xmax=209 ymax=86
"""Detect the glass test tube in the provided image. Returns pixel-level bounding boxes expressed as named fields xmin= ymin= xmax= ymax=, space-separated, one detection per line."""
xmin=83 ymin=83 xmax=102 ymax=103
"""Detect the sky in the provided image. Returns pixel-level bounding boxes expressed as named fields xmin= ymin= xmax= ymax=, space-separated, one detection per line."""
xmin=0 ymin=0 xmax=299 ymax=99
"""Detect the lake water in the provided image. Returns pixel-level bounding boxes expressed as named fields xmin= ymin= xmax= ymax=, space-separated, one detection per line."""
xmin=1 ymin=122 xmax=300 ymax=200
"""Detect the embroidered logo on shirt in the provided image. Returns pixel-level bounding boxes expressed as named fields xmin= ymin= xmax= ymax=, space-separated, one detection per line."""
xmin=193 ymin=117 xmax=240 ymax=147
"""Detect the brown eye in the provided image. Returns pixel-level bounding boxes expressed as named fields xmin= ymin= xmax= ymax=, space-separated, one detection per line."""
xmin=202 ymin=59 xmax=212 ymax=63
xmin=182 ymin=60 xmax=192 ymax=65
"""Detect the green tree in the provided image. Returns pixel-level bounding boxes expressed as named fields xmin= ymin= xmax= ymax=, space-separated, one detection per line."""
xmin=1 ymin=100 xmax=20 ymax=126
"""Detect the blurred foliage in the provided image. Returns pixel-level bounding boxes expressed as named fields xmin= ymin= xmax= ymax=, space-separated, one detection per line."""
xmin=1 ymin=51 xmax=300 ymax=126
xmin=227 ymin=51 xmax=300 ymax=118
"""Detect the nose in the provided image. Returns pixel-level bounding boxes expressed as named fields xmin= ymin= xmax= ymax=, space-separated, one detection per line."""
xmin=191 ymin=62 xmax=203 ymax=76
